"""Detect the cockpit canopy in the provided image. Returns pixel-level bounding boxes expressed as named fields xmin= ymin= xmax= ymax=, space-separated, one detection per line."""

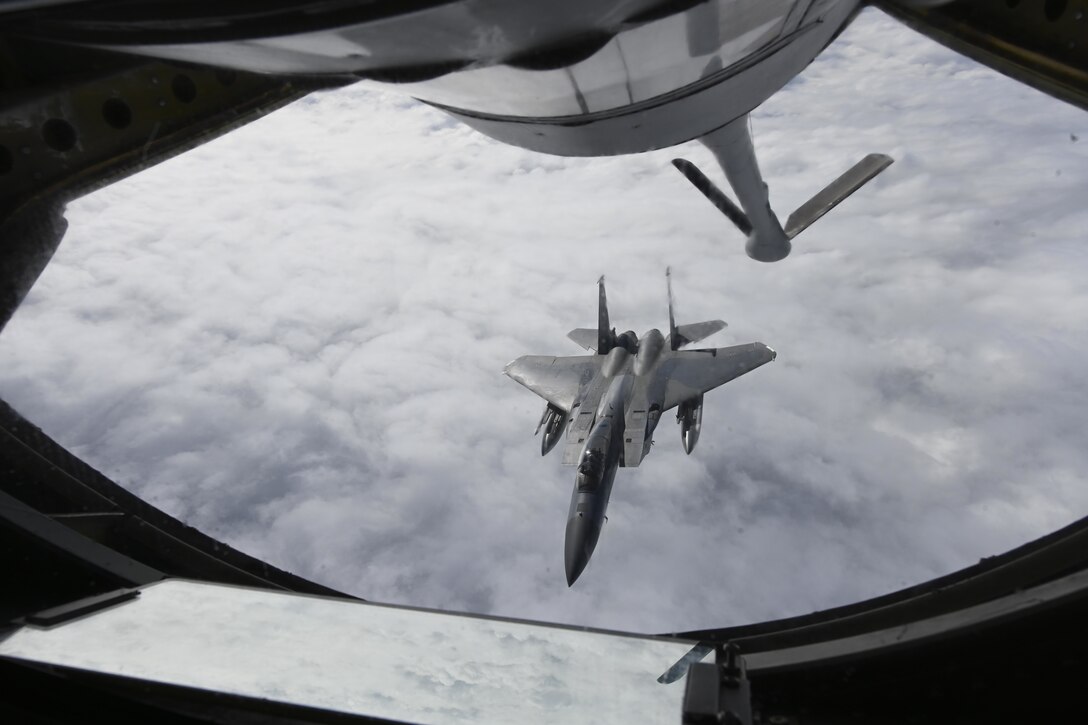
xmin=577 ymin=448 xmax=605 ymax=492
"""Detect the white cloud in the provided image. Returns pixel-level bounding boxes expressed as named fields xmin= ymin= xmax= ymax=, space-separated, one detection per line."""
xmin=2 ymin=9 xmax=1087 ymax=633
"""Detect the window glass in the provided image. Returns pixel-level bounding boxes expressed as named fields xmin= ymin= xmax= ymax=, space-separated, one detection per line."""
xmin=397 ymin=0 xmax=799 ymax=117
xmin=0 ymin=580 xmax=694 ymax=724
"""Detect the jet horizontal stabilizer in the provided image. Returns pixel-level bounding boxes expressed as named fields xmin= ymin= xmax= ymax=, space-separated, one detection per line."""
xmin=567 ymin=328 xmax=599 ymax=352
xmin=784 ymin=153 xmax=894 ymax=240
xmin=672 ymin=320 xmax=727 ymax=349
xmin=665 ymin=267 xmax=725 ymax=351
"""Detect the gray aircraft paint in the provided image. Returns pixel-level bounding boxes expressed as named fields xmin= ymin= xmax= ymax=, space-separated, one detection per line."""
xmin=505 ymin=273 xmax=775 ymax=585
xmin=403 ymin=0 xmax=892 ymax=264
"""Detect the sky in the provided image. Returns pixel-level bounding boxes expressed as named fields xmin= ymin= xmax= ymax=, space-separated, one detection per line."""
xmin=2 ymin=8 xmax=1087 ymax=634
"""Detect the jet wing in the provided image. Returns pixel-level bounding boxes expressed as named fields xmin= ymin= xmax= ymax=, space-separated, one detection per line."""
xmin=504 ymin=355 xmax=603 ymax=413
xmin=661 ymin=342 xmax=775 ymax=411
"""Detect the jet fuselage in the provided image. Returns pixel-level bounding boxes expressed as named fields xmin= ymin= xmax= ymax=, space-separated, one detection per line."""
xmin=564 ymin=332 xmax=667 ymax=585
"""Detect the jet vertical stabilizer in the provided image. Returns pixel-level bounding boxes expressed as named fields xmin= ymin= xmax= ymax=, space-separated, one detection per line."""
xmin=672 ymin=114 xmax=893 ymax=262
xmin=665 ymin=269 xmax=726 ymax=351
xmin=568 ymin=277 xmax=621 ymax=353
xmin=667 ymin=267 xmax=680 ymax=351
xmin=597 ymin=275 xmax=613 ymax=355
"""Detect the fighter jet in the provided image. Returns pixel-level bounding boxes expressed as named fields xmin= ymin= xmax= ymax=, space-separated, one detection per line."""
xmin=505 ymin=271 xmax=776 ymax=585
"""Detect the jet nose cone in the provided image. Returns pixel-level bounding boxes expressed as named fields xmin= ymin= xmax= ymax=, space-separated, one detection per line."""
xmin=564 ymin=513 xmax=601 ymax=586
xmin=565 ymin=542 xmax=588 ymax=587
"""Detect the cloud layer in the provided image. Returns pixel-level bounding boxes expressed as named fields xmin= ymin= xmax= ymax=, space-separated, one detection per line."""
xmin=2 ymin=9 xmax=1087 ymax=633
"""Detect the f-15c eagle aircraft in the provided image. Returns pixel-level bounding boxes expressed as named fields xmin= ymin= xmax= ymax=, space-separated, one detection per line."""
xmin=505 ymin=272 xmax=776 ymax=585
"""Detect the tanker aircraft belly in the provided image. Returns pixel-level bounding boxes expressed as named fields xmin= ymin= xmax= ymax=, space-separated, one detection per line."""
xmin=504 ymin=271 xmax=775 ymax=585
